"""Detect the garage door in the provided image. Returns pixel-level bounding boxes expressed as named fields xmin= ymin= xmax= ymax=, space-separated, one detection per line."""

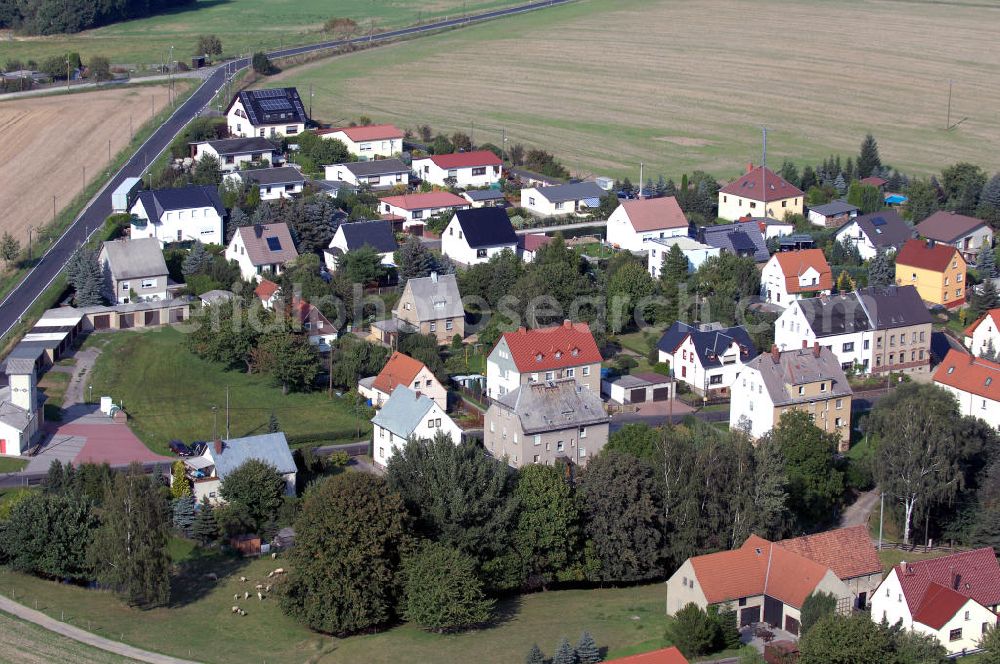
xmin=740 ymin=606 xmax=760 ymax=626
xmin=784 ymin=616 xmax=800 ymax=636
xmin=119 ymin=313 xmax=134 ymax=329
xmin=93 ymin=314 xmax=110 ymax=330
xmin=652 ymin=387 xmax=670 ymax=401
xmin=144 ymin=310 xmax=160 ymax=326
xmin=763 ymin=596 xmax=783 ymax=627
xmin=169 ymin=308 xmax=186 ymax=323
xmin=629 ymin=388 xmax=647 ymax=403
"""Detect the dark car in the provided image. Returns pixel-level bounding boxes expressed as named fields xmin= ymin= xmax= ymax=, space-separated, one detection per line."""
xmin=169 ymin=440 xmax=194 ymax=457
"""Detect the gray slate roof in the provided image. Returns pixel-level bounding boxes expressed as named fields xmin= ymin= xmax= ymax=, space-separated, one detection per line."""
xmin=657 ymin=321 xmax=759 ymax=368
xmin=810 ymin=200 xmax=859 ymax=216
xmin=0 ymin=400 xmax=31 ymax=431
xmin=837 ymin=210 xmax=913 ymax=251
xmin=463 ymin=189 xmax=506 ymax=202
xmin=746 ymin=347 xmax=852 ymax=407
xmin=334 ymin=158 xmax=409 ymax=177
xmin=135 ymin=185 xmax=225 ymax=220
xmin=400 ymin=273 xmax=464 ymax=322
xmin=792 ymin=285 xmax=931 ymax=338
xmin=698 ymin=222 xmax=769 ymax=262
xmin=203 ymin=137 xmax=278 ymax=156
xmin=338 ymin=220 xmax=398 ymax=253
xmin=100 ymin=238 xmax=168 ymax=280
xmin=371 ymin=385 xmax=435 ymax=438
xmin=234 ymin=88 xmax=307 ymax=126
xmin=497 ymin=377 xmax=609 ymax=434
xmin=239 ymin=166 xmax=304 ymax=186
xmin=212 ymin=433 xmax=296 ymax=479
xmin=533 ymin=181 xmax=606 ymax=204
xmin=4 ymin=357 xmax=37 ymax=376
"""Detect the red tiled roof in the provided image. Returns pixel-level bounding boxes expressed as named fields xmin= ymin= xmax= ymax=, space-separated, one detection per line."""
xmin=316 ymin=123 xmax=404 ymax=141
xmin=372 ymin=352 xmax=427 ymax=396
xmin=912 ymin=583 xmax=974 ymax=630
xmin=500 ymin=320 xmax=602 ymax=372
xmin=777 ymin=526 xmax=881 ymax=580
xmin=933 ymin=349 xmax=1000 ymax=400
xmin=895 ymin=239 xmax=963 ymax=272
xmin=860 ymin=176 xmax=887 ymax=187
xmin=255 ymin=279 xmax=279 ymax=300
xmin=519 ymin=233 xmax=552 ymax=253
xmin=606 ymin=646 xmax=689 ymax=664
xmin=426 ymin=150 xmax=502 ymax=169
xmin=896 ymin=548 xmax=1000 ymax=616
xmin=770 ymin=249 xmax=833 ymax=294
xmin=720 ymin=165 xmax=803 ymax=201
xmin=964 ymin=309 xmax=1000 ymax=338
xmin=381 ymin=192 xmax=468 ymax=211
xmin=291 ymin=298 xmax=332 ymax=330
xmin=619 ymin=197 xmax=688 ymax=232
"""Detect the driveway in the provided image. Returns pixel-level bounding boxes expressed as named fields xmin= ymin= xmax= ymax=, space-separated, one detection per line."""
xmin=841 ymin=489 xmax=880 ymax=529
xmin=610 ymin=398 xmax=696 ymax=429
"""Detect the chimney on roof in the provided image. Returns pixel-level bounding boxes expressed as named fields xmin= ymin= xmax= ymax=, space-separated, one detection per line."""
xmin=926 ymin=239 xmax=935 ymax=249
xmin=746 ymin=162 xmax=754 ymax=174
xmin=813 ymin=342 xmax=821 ymax=358
xmin=430 ymin=271 xmax=438 ymax=283
xmin=214 ymin=438 xmax=223 ymax=455
xmin=771 ymin=344 xmax=780 ymax=364
xmin=563 ymin=319 xmax=572 ymax=328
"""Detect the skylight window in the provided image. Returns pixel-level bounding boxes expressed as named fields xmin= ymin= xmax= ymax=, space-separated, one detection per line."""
xmin=266 ymin=237 xmax=282 ymax=251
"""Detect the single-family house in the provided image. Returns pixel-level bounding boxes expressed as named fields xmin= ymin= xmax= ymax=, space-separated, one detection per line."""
xmin=412 ymin=150 xmax=502 ymax=188
xmin=190 ymin=137 xmax=279 ymax=172
xmin=291 ymin=299 xmax=337 ymax=350
xmin=760 ymin=249 xmax=833 ymax=307
xmin=226 ymin=88 xmax=308 ymax=139
xmin=667 ymin=526 xmax=882 ymax=635
xmin=895 ymin=239 xmax=967 ymax=307
xmin=226 ymin=223 xmax=298 ymax=282
xmin=380 ymin=192 xmax=469 ymax=235
xmin=0 ymin=359 xmax=42 ymax=456
xmin=647 ymin=237 xmax=720 ymax=277
xmin=915 ymin=211 xmax=993 ymax=262
xmin=717 ymin=164 xmax=804 ymax=221
xmin=485 ymin=377 xmax=610 ymax=468
xmin=462 ymin=189 xmax=507 ymax=208
xmin=860 ymin=176 xmax=888 ymax=191
xmin=371 ymin=385 xmax=461 ymax=467
xmin=486 ymin=320 xmax=602 ymax=399
xmin=130 ymin=185 xmax=225 ymax=246
xmin=324 ymin=158 xmax=410 ymax=188
xmin=656 ymin=322 xmax=757 ymax=396
xmin=359 ymin=351 xmax=447 ymax=410
xmin=518 ymin=233 xmax=552 ymax=262
xmin=520 ymin=182 xmax=606 ymax=217
xmin=391 ymin=272 xmax=465 ymax=343
xmin=441 ymin=207 xmax=517 ymax=265
xmin=99 ymin=237 xmax=170 ymax=304
xmin=605 ymin=647 xmax=689 ymax=664
xmin=964 ymin=308 xmax=1000 ymax=358
xmin=730 ymin=345 xmax=853 ymax=449
xmin=187 ymin=434 xmax=297 ymax=504
xmin=324 ymin=220 xmax=398 ymax=272
xmin=254 ymin=279 xmax=280 ymax=309
xmin=871 ymin=548 xmax=1000 ymax=655
xmin=507 ymin=167 xmax=564 ymax=189
xmin=698 ymin=221 xmax=769 ymax=262
xmin=775 ymin=285 xmax=932 ymax=375
xmin=224 ymin=166 xmax=304 ymax=201
xmin=808 ymin=200 xmax=859 ymax=228
xmin=606 ymin=197 xmax=689 ymax=251
xmin=933 ymin=349 xmax=1000 ymax=430
xmin=315 ymin=124 xmax=403 ymax=160
xmin=834 ymin=210 xmax=913 ymax=260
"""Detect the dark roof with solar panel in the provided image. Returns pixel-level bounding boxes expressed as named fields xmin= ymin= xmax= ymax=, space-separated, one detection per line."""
xmin=233 ymin=88 xmax=308 ymax=126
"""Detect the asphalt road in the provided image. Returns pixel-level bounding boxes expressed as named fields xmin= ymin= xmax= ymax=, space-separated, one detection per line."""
xmin=0 ymin=0 xmax=575 ymax=342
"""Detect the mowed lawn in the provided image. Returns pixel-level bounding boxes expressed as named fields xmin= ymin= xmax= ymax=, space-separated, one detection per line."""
xmin=85 ymin=327 xmax=368 ymax=454
xmin=0 ymin=560 xmax=671 ymax=664
xmin=265 ymin=0 xmax=1000 ymax=179
xmin=0 ymin=610 xmax=138 ymax=664
xmin=0 ymin=0 xmax=526 ymax=65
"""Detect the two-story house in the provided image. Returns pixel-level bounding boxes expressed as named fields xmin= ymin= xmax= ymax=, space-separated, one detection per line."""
xmin=380 ymin=192 xmax=469 ymax=234
xmin=130 ymin=186 xmax=225 ymax=246
xmin=485 ymin=378 xmax=609 ymax=468
xmin=834 ymin=210 xmax=913 ymax=260
xmin=291 ymin=299 xmax=337 ymax=350
xmin=774 ymin=285 xmax=933 ymax=375
xmin=359 ymin=351 xmax=447 ymax=411
xmin=324 ymin=158 xmax=410 ymax=189
xmin=225 ymin=223 xmax=299 ymax=282
xmin=729 ymin=345 xmax=853 ymax=450
xmin=606 ymin=197 xmax=689 ymax=252
xmin=915 ymin=211 xmax=993 ymax=263
xmin=226 ymin=88 xmax=308 ymax=138
xmin=871 ymin=549 xmax=1000 ymax=655
xmin=760 ymin=249 xmax=833 ymax=307
xmin=486 ymin=321 xmax=602 ymax=399
xmin=964 ymin=308 xmax=1000 ymax=358
xmin=0 ymin=358 xmax=43 ymax=457
xmin=520 ymin=182 xmax=605 ymax=217
xmin=390 ymin=272 xmax=465 ymax=344
xmin=895 ymin=239 xmax=967 ymax=307
xmin=316 ymin=124 xmax=403 ymax=160
xmin=324 ymin=219 xmax=398 ymax=272
xmin=99 ymin=237 xmax=170 ymax=304
xmin=656 ymin=322 xmax=758 ymax=395
xmin=412 ymin=150 xmax=502 ymax=188
xmin=933 ymin=349 xmax=1000 ymax=430
xmin=717 ymin=164 xmax=803 ymax=221
xmin=190 ymin=137 xmax=279 ymax=172
xmin=647 ymin=237 xmax=720 ymax=277
xmin=441 ymin=207 xmax=518 ymax=266
xmin=698 ymin=221 xmax=770 ymax=262
xmin=371 ymin=385 xmax=461 ymax=467
xmin=224 ymin=166 xmax=304 ymax=201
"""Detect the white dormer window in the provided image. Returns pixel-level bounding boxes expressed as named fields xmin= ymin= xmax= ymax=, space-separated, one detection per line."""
xmin=536 ymin=353 xmax=542 ymax=362
xmin=555 ymin=351 xmax=562 ymax=359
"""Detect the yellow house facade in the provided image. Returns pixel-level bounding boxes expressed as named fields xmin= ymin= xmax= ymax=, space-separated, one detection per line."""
xmin=894 ymin=239 xmax=967 ymax=307
xmin=718 ymin=165 xmax=804 ymax=221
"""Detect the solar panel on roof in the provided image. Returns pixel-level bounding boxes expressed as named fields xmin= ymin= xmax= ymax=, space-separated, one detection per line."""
xmin=872 ymin=217 xmax=886 ymax=226
xmin=260 ymin=99 xmax=292 ymax=111
xmin=266 ymin=237 xmax=282 ymax=251
xmin=253 ymin=89 xmax=286 ymax=98
xmin=729 ymin=231 xmax=756 ymax=252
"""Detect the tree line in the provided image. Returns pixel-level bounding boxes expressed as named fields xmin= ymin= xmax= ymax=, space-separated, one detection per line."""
xmin=0 ymin=0 xmax=196 ymax=35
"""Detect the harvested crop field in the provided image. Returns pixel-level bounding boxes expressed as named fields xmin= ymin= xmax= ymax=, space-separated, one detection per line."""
xmin=0 ymin=86 xmax=171 ymax=245
xmin=0 ymin=611 xmax=137 ymax=664
xmin=268 ymin=0 xmax=1000 ymax=180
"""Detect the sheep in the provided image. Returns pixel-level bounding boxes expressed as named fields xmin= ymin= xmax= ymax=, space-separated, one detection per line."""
xmin=231 ymin=606 xmax=240 ymax=614
xmin=233 ymin=594 xmax=239 ymax=602
xmin=239 ymin=576 xmax=248 ymax=583
xmin=271 ymin=552 xmax=277 ymax=559
xmin=238 ymin=609 xmax=247 ymax=616
xmin=265 ymin=584 xmax=272 ymax=593
xmin=255 ymin=584 xmax=264 ymax=590
xmin=257 ymin=592 xmax=263 ymax=601
xmin=204 ymin=573 xmax=218 ymax=581
xmin=267 ymin=571 xmax=274 ymax=579
xmin=273 ymin=568 xmax=285 ymax=575
xmin=243 ymin=591 xmax=249 ymax=600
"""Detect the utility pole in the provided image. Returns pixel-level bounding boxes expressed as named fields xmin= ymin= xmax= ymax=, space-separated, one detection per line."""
xmin=65 ymin=59 xmax=70 ymax=91
xmin=108 ymin=139 xmax=111 ymax=163
xmin=878 ymin=487 xmax=884 ymax=551
xmin=309 ymin=83 xmax=314 ymax=120
xmin=946 ymin=79 xmax=953 ymax=130
xmin=130 ymin=113 xmax=134 ymax=140
xmin=52 ymin=195 xmax=56 ymax=224
xmin=328 ymin=351 xmax=334 ymax=398
xmin=27 ymin=226 xmax=33 ymax=262
xmin=639 ymin=162 xmax=644 ymax=199
xmin=225 ymin=386 xmax=230 ymax=439
xmin=501 ymin=127 xmax=506 ymax=163
xmin=212 ymin=406 xmax=218 ymax=440
xmin=761 ymin=126 xmax=767 ymax=217
xmin=82 ymin=165 xmax=86 ymax=190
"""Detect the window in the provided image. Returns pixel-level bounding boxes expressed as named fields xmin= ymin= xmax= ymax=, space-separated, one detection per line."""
xmin=965 ymin=611 xmax=971 ymax=621
xmin=477 ymin=248 xmax=487 ymax=259
xmin=950 ymin=629 xmax=962 ymax=642
xmin=445 ymin=319 xmax=453 ymax=331
xmin=471 ymin=167 xmax=486 ymax=176
xmin=533 ymin=435 xmax=541 ymax=446
xmin=404 ymin=302 xmax=411 ymax=310
xmin=447 ymin=169 xmax=457 ymax=179
xmin=798 ymin=386 xmax=804 ymax=395
xmin=533 ymin=454 xmax=540 ymax=463
xmin=427 ymin=419 xmax=436 ymax=428
xmin=782 ymin=200 xmax=787 ymax=208
xmin=843 ymin=342 xmax=854 ymax=352
xmin=710 ymin=374 xmax=723 ymax=385
xmin=985 ymin=623 xmax=991 ymax=635
xmin=958 ymin=273 xmax=963 ymax=282
xmin=820 ymin=382 xmax=827 ymax=392
xmin=430 ymin=322 xmax=436 ymax=332
xmin=545 ymin=371 xmax=554 ymax=381
xmin=555 ymin=202 xmax=564 ymax=210
xmin=556 ymin=441 xmax=564 ymax=452
xmin=864 ymin=339 xmax=870 ymax=350
xmin=835 ymin=417 xmax=842 ymax=426
xmin=579 ymin=447 xmax=586 ymax=457
xmin=920 ymin=331 xmax=926 ymax=342
xmin=836 ymin=399 xmax=843 ymax=409
xmin=890 ymin=335 xmax=896 ymax=347
xmin=582 ymin=367 xmax=591 ymax=376
xmin=566 ymin=368 xmax=575 ymax=378
xmin=368 ymin=176 xmax=380 ymax=185
xmin=412 ymin=210 xmax=424 ymax=220
xmin=285 ymin=125 xmax=297 ymax=134
xmin=435 ymin=418 xmax=441 ymax=427
xmin=579 ymin=426 xmax=587 ymax=438
xmin=141 ymin=279 xmax=155 ymax=289
xmin=121 ymin=282 xmax=130 ymax=291
xmin=739 ymin=597 xmax=747 ymax=607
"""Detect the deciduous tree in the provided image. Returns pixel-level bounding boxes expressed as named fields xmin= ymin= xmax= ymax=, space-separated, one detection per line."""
xmin=219 ymin=459 xmax=286 ymax=530
xmin=512 ymin=464 xmax=583 ymax=589
xmin=401 ymin=542 xmax=494 ymax=631
xmin=0 ymin=231 xmax=20 ymax=268
xmin=766 ymin=411 xmax=844 ymax=528
xmin=800 ymin=591 xmax=837 ymax=636
xmin=0 ymin=491 xmax=97 ymax=581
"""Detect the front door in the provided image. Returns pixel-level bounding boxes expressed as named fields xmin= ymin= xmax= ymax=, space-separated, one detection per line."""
xmin=763 ymin=595 xmax=783 ymax=628
xmin=857 ymin=591 xmax=867 ymax=609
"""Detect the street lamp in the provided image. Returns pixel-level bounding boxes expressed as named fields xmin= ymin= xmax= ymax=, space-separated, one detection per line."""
xmin=65 ymin=59 xmax=70 ymax=91
xmin=88 ymin=384 xmax=93 ymax=404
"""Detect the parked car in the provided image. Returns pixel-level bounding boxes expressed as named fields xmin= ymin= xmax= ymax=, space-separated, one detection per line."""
xmin=169 ymin=440 xmax=194 ymax=456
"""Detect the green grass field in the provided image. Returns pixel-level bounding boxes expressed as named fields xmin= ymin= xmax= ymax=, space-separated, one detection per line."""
xmin=0 ymin=0 xmax=527 ymax=65
xmin=264 ymin=0 xmax=1000 ymax=180
xmin=0 ymin=610 xmax=138 ymax=664
xmin=85 ymin=327 xmax=368 ymax=453
xmin=0 ymin=560 xmax=671 ymax=664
